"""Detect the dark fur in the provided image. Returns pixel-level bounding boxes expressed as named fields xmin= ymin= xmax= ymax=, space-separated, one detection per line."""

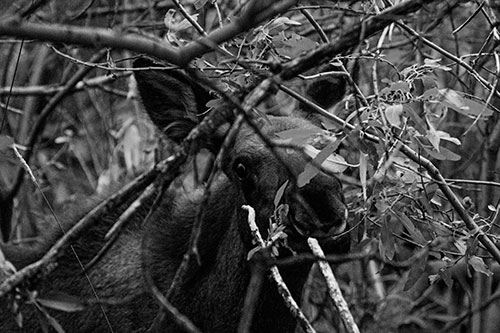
xmin=0 ymin=58 xmax=348 ymax=332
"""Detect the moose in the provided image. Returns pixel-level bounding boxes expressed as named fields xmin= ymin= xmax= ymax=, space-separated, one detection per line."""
xmin=0 ymin=57 xmax=349 ymax=332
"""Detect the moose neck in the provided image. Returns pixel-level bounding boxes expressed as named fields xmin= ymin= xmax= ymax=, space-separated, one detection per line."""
xmin=145 ymin=176 xmax=312 ymax=332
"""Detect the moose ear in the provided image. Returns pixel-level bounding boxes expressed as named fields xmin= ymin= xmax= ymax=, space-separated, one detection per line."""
xmin=133 ymin=57 xmax=212 ymax=143
xmin=299 ymin=63 xmax=346 ymax=125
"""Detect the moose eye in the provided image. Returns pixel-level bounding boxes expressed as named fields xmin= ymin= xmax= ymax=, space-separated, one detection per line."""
xmin=234 ymin=162 xmax=249 ymax=180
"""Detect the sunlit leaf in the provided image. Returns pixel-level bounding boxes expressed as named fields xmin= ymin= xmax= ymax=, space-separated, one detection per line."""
xmin=276 ymin=127 xmax=321 ymax=145
xmin=360 ymin=153 xmax=367 ymax=201
xmin=469 ymin=255 xmax=493 ymax=276
xmin=428 ymin=274 xmax=440 ymax=285
xmin=298 ymin=141 xmax=347 ymax=187
xmin=267 ymin=17 xmax=301 ymax=33
xmin=37 ymin=292 xmax=86 ymax=312
xmin=385 ymin=104 xmax=404 ymax=127
xmin=425 ymin=117 xmax=440 ymax=151
xmin=423 ymin=58 xmax=452 ymax=71
xmin=435 ymin=130 xmax=461 ymax=146
xmin=454 ymin=238 xmax=467 ymax=255
xmin=122 ymin=123 xmax=142 ymax=174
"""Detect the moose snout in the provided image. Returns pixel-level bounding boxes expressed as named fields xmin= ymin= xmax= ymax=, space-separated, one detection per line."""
xmin=287 ymin=177 xmax=347 ymax=240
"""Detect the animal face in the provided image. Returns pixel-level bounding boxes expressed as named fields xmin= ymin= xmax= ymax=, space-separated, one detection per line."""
xmin=133 ymin=57 xmax=348 ymax=250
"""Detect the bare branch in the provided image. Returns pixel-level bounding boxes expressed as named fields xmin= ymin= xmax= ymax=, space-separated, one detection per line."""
xmin=0 ymin=72 xmax=131 ymax=96
xmin=243 ymin=205 xmax=316 ymax=333
xmin=0 ymin=0 xmax=299 ymax=67
xmin=308 ymin=238 xmax=359 ymax=333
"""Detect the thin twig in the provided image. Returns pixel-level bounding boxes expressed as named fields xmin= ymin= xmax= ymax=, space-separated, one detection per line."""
xmin=0 ymin=72 xmax=131 ymax=96
xmin=243 ymin=205 xmax=316 ymax=333
xmin=307 ymin=237 xmax=359 ymax=333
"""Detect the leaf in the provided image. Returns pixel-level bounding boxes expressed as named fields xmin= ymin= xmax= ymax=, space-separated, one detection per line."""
xmin=434 ymin=89 xmax=494 ymax=117
xmin=46 ymin=314 xmax=65 ymax=333
xmin=391 ymin=80 xmax=411 ymax=92
xmin=359 ymin=153 xmax=367 ymax=201
xmin=298 ymin=140 xmax=344 ymax=187
xmin=430 ymin=146 xmax=461 ymax=161
xmin=435 ymin=130 xmax=461 ymax=146
xmin=404 ymin=104 xmax=427 ymax=134
xmin=194 ymin=0 xmax=209 ymax=10
xmin=176 ymin=14 xmax=200 ymax=31
xmin=454 ymin=238 xmax=467 ymax=255
xmin=425 ymin=118 xmax=440 ymax=152
xmin=469 ymin=255 xmax=493 ymax=276
xmin=122 ymin=123 xmax=142 ymax=174
xmin=276 ymin=127 xmax=321 ymax=145
xmin=436 ymin=89 xmax=467 ymax=113
xmin=164 ymin=9 xmax=199 ymax=32
xmin=397 ymin=213 xmax=426 ymax=245
xmin=33 ymin=300 xmax=66 ymax=333
xmin=274 ymin=180 xmax=289 ymax=207
xmin=36 ymin=291 xmax=86 ymax=312
xmin=267 ymin=17 xmax=301 ymax=33
xmin=385 ymin=104 xmax=404 ymax=127
xmin=421 ymin=87 xmax=439 ymax=100
xmin=379 ymin=215 xmax=395 ymax=260
xmin=0 ymin=135 xmax=14 ymax=151
xmin=459 ymin=94 xmax=494 ymax=117
xmin=414 ymin=138 xmax=461 ymax=161
xmin=404 ymin=248 xmax=428 ymax=291
xmin=423 ymin=58 xmax=452 ymax=71
xmin=428 ymin=274 xmax=440 ymax=285
xmin=274 ymin=32 xmax=317 ymax=58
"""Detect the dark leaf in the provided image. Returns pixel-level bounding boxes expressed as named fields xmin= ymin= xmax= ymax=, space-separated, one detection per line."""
xmin=397 ymin=212 xmax=426 ymax=245
xmin=404 ymin=248 xmax=428 ymax=290
xmin=0 ymin=135 xmax=14 ymax=151
xmin=379 ymin=215 xmax=395 ymax=260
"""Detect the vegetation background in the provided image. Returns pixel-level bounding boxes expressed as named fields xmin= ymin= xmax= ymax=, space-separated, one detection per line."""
xmin=1 ymin=0 xmax=500 ymax=332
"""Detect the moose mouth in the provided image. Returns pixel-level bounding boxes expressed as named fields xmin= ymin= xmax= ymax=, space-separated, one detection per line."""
xmin=286 ymin=206 xmax=348 ymax=241
xmin=309 ymin=222 xmax=347 ymax=239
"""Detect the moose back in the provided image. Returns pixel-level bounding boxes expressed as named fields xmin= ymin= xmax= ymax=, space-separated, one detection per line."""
xmin=0 ymin=58 xmax=349 ymax=332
